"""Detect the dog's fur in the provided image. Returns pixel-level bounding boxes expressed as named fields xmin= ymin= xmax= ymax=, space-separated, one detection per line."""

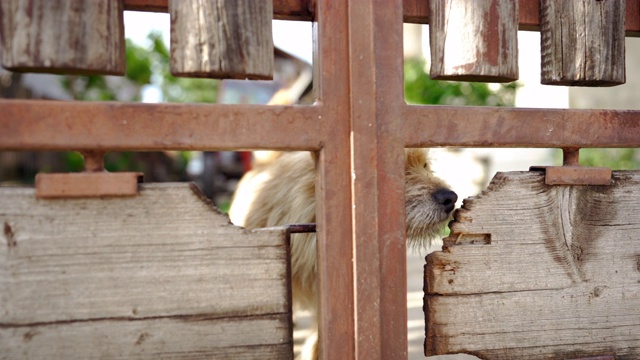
xmin=228 ymin=149 xmax=456 ymax=359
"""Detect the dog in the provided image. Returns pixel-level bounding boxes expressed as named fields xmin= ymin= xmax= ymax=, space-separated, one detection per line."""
xmin=228 ymin=149 xmax=457 ymax=359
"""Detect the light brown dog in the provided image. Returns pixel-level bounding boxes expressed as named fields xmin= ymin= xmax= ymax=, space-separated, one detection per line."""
xmin=229 ymin=149 xmax=457 ymax=359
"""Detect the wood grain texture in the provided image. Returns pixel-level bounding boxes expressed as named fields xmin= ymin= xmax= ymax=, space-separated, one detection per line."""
xmin=169 ymin=0 xmax=274 ymax=80
xmin=424 ymin=171 xmax=640 ymax=359
xmin=428 ymin=0 xmax=518 ymax=82
xmin=0 ymin=0 xmax=125 ymax=75
xmin=0 ymin=183 xmax=292 ymax=359
xmin=540 ymin=0 xmax=626 ymax=86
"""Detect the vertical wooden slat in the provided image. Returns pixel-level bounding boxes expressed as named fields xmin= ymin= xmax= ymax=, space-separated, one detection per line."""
xmin=540 ymin=0 xmax=626 ymax=86
xmin=0 ymin=0 xmax=125 ymax=75
xmin=428 ymin=0 xmax=518 ymax=82
xmin=169 ymin=0 xmax=274 ymax=80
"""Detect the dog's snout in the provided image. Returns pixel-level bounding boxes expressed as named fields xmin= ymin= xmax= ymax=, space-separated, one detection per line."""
xmin=433 ymin=189 xmax=457 ymax=214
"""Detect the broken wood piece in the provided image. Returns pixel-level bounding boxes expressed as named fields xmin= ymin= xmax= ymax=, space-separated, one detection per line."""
xmin=0 ymin=0 xmax=125 ymax=75
xmin=169 ymin=0 xmax=274 ymax=79
xmin=35 ymin=172 xmax=143 ymax=198
xmin=0 ymin=183 xmax=292 ymax=359
xmin=428 ymin=0 xmax=518 ymax=82
xmin=540 ymin=0 xmax=625 ymax=86
xmin=425 ymin=171 xmax=640 ymax=359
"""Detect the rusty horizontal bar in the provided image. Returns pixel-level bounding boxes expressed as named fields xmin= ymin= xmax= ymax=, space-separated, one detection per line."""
xmin=4 ymin=101 xmax=640 ymax=151
xmin=403 ymin=105 xmax=640 ymax=148
xmin=407 ymin=0 xmax=640 ymax=35
xmin=0 ymin=100 xmax=324 ymax=151
xmin=285 ymin=223 xmax=317 ymax=234
xmin=35 ymin=172 xmax=142 ymax=198
xmin=122 ymin=0 xmax=640 ymax=36
xmin=123 ymin=0 xmax=314 ymax=21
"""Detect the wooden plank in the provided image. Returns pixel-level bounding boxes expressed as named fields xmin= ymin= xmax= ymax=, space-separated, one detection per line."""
xmin=425 ymin=171 xmax=640 ymax=359
xmin=540 ymin=0 xmax=626 ymax=86
xmin=0 ymin=0 xmax=125 ymax=75
xmin=0 ymin=183 xmax=292 ymax=359
xmin=2 ymin=316 xmax=291 ymax=359
xmin=428 ymin=0 xmax=518 ymax=82
xmin=169 ymin=0 xmax=274 ymax=80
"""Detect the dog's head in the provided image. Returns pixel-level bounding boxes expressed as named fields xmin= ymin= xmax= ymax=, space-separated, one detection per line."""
xmin=404 ymin=148 xmax=457 ymax=248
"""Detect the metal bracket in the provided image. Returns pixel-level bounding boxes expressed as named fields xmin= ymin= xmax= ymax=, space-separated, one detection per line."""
xmin=530 ymin=148 xmax=611 ymax=186
xmin=35 ymin=151 xmax=143 ymax=199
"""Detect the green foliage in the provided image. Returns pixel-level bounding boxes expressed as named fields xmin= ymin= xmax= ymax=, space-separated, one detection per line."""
xmin=60 ymin=32 xmax=218 ymax=103
xmin=145 ymin=32 xmax=219 ymax=103
xmin=404 ymin=58 xmax=516 ymax=106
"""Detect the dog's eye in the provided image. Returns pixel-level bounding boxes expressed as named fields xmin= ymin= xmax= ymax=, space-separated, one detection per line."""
xmin=423 ymin=163 xmax=428 ymax=169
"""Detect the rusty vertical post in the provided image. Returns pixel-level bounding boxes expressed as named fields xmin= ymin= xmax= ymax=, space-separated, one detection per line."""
xmin=349 ymin=0 xmax=407 ymax=359
xmin=313 ymin=0 xmax=355 ymax=359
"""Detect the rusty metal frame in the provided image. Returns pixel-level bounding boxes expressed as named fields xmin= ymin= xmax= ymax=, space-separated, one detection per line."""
xmin=122 ymin=0 xmax=640 ymax=35
xmin=2 ymin=1 xmax=640 ymax=359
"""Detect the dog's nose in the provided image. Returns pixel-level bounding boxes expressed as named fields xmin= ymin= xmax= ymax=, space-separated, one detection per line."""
xmin=433 ymin=189 xmax=457 ymax=214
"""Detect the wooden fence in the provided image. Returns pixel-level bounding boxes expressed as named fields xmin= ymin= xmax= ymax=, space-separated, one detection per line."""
xmin=1 ymin=0 xmax=640 ymax=359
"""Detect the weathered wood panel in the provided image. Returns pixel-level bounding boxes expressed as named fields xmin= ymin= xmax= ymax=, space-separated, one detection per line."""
xmin=428 ymin=0 xmax=518 ymax=82
xmin=540 ymin=0 xmax=626 ymax=86
xmin=169 ymin=0 xmax=274 ymax=80
xmin=0 ymin=0 xmax=125 ymax=75
xmin=425 ymin=171 xmax=640 ymax=359
xmin=0 ymin=183 xmax=292 ymax=359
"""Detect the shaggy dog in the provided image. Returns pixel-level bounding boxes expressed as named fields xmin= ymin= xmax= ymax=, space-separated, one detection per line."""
xmin=228 ymin=149 xmax=457 ymax=359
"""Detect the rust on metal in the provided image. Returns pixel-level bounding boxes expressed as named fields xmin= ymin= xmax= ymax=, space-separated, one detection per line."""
xmin=348 ymin=0 xmax=407 ymax=358
xmin=0 ymin=100 xmax=324 ymax=151
xmin=312 ymin=0 xmax=356 ymax=357
xmin=122 ymin=0 xmax=640 ymax=35
xmin=403 ymin=105 xmax=640 ymax=148
xmin=35 ymin=172 xmax=143 ymax=199
xmin=529 ymin=148 xmax=612 ymax=186
xmin=563 ymin=148 xmax=580 ymax=166
xmin=285 ymin=223 xmax=317 ymax=234
xmin=544 ymin=166 xmax=612 ymax=186
xmin=81 ymin=151 xmax=106 ymax=172
xmin=123 ymin=0 xmax=315 ymax=21
xmin=3 ymin=101 xmax=640 ymax=151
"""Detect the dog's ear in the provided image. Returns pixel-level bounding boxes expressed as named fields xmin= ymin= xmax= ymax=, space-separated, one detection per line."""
xmin=405 ymin=148 xmax=430 ymax=172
